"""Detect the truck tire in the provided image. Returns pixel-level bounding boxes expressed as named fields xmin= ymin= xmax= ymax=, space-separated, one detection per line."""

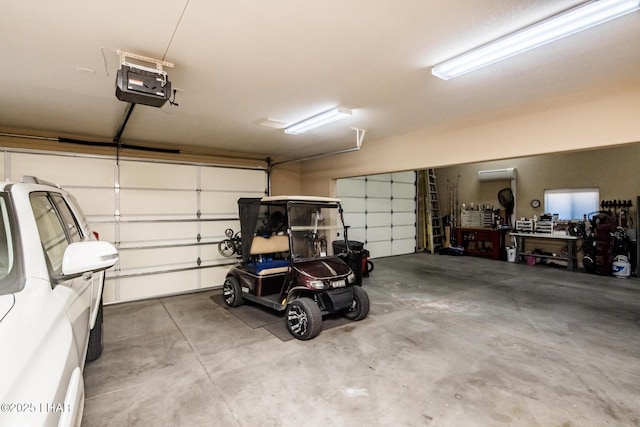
xmin=86 ymin=298 xmax=104 ymax=362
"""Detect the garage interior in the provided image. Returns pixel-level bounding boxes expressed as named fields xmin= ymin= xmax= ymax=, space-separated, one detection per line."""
xmin=2 ymin=1 xmax=640 ymax=426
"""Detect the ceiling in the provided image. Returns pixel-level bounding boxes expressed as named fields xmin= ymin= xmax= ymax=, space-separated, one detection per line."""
xmin=2 ymin=1 xmax=640 ymax=161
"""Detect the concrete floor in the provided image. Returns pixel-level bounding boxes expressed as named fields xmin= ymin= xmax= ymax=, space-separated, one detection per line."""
xmin=82 ymin=253 xmax=640 ymax=426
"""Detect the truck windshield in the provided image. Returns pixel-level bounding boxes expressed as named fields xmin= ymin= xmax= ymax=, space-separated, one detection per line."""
xmin=288 ymin=203 xmax=343 ymax=259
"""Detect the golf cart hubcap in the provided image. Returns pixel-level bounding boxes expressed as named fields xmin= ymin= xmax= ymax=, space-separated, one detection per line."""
xmin=287 ymin=305 xmax=308 ymax=335
xmin=223 ymin=282 xmax=234 ymax=304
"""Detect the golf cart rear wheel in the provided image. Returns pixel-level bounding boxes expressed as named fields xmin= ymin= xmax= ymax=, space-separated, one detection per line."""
xmin=342 ymin=286 xmax=370 ymax=321
xmin=223 ymin=276 xmax=243 ymax=307
xmin=286 ymin=297 xmax=322 ymax=340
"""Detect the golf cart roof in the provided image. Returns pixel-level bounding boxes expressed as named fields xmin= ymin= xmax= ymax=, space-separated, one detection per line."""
xmin=261 ymin=196 xmax=342 ymax=204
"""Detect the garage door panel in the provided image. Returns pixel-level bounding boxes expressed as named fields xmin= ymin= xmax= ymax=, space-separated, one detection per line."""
xmin=366 ymin=181 xmax=391 ymax=198
xmin=200 ymin=220 xmax=241 ymax=241
xmin=367 ymin=212 xmax=392 ymax=227
xmin=340 ymin=196 xmax=366 ymax=212
xmin=392 ymin=198 xmax=415 ymax=212
xmin=345 ymin=229 xmax=366 ymax=245
xmin=393 ymin=212 xmax=416 ymax=226
xmin=119 ymin=221 xmax=196 ymax=243
xmin=71 ymin=188 xmax=114 ymax=217
xmin=368 ymin=173 xmax=392 ymax=182
xmin=103 ymin=278 xmax=117 ymax=303
xmin=200 ymin=192 xmax=244 ymax=216
xmin=343 ymin=212 xmax=366 ymax=229
xmin=201 ymin=168 xmax=265 ymax=192
xmin=392 ymin=172 xmax=416 ymax=184
xmin=393 ymin=239 xmax=416 ymax=255
xmin=91 ymin=224 xmax=116 ymax=244
xmin=3 ymin=150 xmax=267 ymax=304
xmin=120 ymin=189 xmax=196 ymax=216
xmin=393 ymin=182 xmax=416 ymax=198
xmin=393 ymin=225 xmax=416 ymax=240
xmin=366 ymin=198 xmax=391 ymax=213
xmin=336 ymin=178 xmax=366 ymax=197
xmin=200 ymin=247 xmax=232 ymax=263
xmin=10 ymin=153 xmax=114 ymax=187
xmin=367 ymin=227 xmax=392 ymax=242
xmin=118 ymin=247 xmax=198 ymax=270
xmin=366 ymin=241 xmax=392 ymax=258
xmin=200 ymin=266 xmax=231 ymax=289
xmin=337 ymin=171 xmax=416 ymax=259
xmin=117 ymin=270 xmax=200 ymax=302
xmin=120 ymin=161 xmax=196 ymax=189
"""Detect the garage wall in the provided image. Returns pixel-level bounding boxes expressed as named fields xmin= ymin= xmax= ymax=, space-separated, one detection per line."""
xmin=337 ymin=171 xmax=416 ymax=258
xmin=299 ymin=85 xmax=640 ymax=198
xmin=3 ymin=150 xmax=266 ymax=304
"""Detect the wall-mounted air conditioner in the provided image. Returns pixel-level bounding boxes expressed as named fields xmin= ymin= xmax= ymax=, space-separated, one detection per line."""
xmin=477 ymin=168 xmax=517 ymax=181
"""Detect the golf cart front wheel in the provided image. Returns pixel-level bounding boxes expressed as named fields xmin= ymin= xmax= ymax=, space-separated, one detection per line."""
xmin=342 ymin=286 xmax=370 ymax=321
xmin=286 ymin=297 xmax=322 ymax=340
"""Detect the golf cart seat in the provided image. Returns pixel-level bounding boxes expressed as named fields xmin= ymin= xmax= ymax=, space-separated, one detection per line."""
xmin=249 ymin=234 xmax=290 ymax=275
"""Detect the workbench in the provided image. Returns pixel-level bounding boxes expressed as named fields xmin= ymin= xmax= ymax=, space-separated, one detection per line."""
xmin=510 ymin=232 xmax=581 ymax=271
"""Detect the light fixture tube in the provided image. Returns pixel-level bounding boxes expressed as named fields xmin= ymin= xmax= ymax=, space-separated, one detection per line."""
xmin=284 ymin=107 xmax=352 ymax=135
xmin=432 ymin=0 xmax=640 ymax=80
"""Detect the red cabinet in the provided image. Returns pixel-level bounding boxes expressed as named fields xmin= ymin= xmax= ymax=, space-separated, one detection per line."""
xmin=456 ymin=227 xmax=504 ymax=260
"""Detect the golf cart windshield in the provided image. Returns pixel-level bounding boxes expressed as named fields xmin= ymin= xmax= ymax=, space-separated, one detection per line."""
xmin=288 ymin=202 xmax=343 ymax=260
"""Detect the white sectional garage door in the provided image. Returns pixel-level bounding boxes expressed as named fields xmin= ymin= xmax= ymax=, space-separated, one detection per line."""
xmin=337 ymin=171 xmax=416 ymax=258
xmin=2 ymin=150 xmax=265 ymax=304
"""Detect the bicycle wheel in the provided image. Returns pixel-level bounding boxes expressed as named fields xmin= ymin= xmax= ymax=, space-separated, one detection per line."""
xmin=218 ymin=239 xmax=236 ymax=257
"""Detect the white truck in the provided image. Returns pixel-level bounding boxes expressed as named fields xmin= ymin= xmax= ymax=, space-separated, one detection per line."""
xmin=0 ymin=177 xmax=118 ymax=427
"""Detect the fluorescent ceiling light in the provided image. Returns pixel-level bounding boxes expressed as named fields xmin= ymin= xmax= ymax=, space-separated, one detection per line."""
xmin=284 ymin=107 xmax=352 ymax=135
xmin=432 ymin=0 xmax=640 ymax=80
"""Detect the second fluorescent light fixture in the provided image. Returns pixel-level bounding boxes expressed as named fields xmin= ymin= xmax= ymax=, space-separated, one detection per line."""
xmin=432 ymin=0 xmax=640 ymax=80
xmin=284 ymin=107 xmax=352 ymax=135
